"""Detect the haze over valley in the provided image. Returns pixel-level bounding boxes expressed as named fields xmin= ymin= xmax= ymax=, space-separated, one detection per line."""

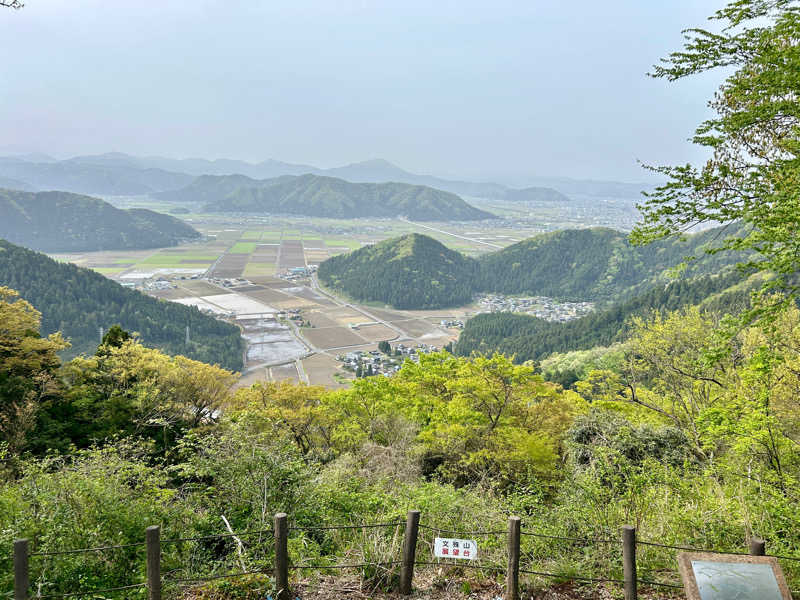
xmin=3 ymin=2 xmax=799 ymax=599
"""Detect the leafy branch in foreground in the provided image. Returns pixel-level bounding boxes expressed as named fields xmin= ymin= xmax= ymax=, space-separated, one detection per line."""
xmin=632 ymin=0 xmax=800 ymax=320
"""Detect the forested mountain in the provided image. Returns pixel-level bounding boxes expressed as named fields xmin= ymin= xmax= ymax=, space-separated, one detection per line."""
xmin=0 ymin=189 xmax=200 ymax=252
xmin=319 ymin=227 xmax=745 ymax=310
xmin=454 ymin=270 xmax=754 ymax=363
xmin=0 ymin=240 xmax=243 ymax=369
xmin=502 ymin=186 xmax=570 ymax=202
xmin=476 ymin=226 xmax=744 ymax=303
xmin=158 ymin=173 xmax=494 ymax=220
xmin=0 ymin=157 xmax=193 ymax=195
xmin=318 ymin=233 xmax=477 ymax=309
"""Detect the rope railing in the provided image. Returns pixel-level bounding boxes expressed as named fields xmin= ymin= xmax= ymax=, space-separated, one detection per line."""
xmin=10 ymin=513 xmax=800 ymax=600
xmin=161 ymin=527 xmax=273 ymax=545
xmin=29 ymin=541 xmax=145 ymax=557
xmin=35 ymin=582 xmax=146 ymax=599
xmin=520 ymin=530 xmax=619 ymax=544
xmin=288 ymin=521 xmax=403 ymax=532
xmin=519 ymin=568 xmax=625 ymax=585
xmin=417 ymin=524 xmax=506 ymax=536
xmin=290 ymin=561 xmax=403 ymax=570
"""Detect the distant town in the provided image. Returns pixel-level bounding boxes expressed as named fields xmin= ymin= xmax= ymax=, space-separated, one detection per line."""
xmin=476 ymin=293 xmax=594 ymax=322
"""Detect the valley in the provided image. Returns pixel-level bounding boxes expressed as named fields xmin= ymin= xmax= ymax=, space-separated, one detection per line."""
xmin=52 ymin=213 xmax=487 ymax=387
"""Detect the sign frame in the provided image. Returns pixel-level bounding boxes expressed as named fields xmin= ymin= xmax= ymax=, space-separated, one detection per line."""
xmin=677 ymin=551 xmax=793 ymax=600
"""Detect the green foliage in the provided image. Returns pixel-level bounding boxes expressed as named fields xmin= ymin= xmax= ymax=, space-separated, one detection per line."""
xmin=3 ymin=262 xmax=800 ymax=593
xmin=476 ymin=226 xmax=744 ymax=304
xmin=0 ymin=189 xmax=199 ymax=252
xmin=158 ymin=173 xmax=494 ymax=221
xmin=0 ymin=241 xmax=244 ymax=368
xmin=633 ymin=0 xmax=800 ymax=320
xmin=318 ymin=226 xmax=746 ymax=310
xmin=34 ymin=338 xmax=237 ymax=454
xmin=455 ymin=270 xmax=750 ymax=363
xmin=318 ymin=234 xmax=477 ymax=309
xmin=0 ymin=286 xmax=67 ymax=456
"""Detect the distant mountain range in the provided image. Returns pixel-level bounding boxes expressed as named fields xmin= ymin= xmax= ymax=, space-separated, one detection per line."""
xmin=0 ymin=151 xmax=652 ymax=202
xmin=318 ymin=228 xmax=745 ymax=310
xmin=0 ymin=156 xmax=194 ymax=195
xmin=156 ymin=173 xmax=494 ymax=221
xmin=0 ymin=189 xmax=200 ymax=252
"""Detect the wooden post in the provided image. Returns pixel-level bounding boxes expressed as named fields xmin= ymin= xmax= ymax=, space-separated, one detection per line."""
xmin=400 ymin=510 xmax=420 ymax=595
xmin=146 ymin=526 xmax=161 ymax=600
xmin=14 ymin=539 xmax=29 ymax=600
xmin=622 ymin=525 xmax=637 ymax=600
xmin=274 ymin=513 xmax=290 ymax=600
xmin=506 ymin=517 xmax=521 ymax=600
xmin=750 ymin=537 xmax=766 ymax=556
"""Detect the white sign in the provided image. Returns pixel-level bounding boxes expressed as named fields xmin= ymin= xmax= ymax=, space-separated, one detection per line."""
xmin=434 ymin=537 xmax=478 ymax=560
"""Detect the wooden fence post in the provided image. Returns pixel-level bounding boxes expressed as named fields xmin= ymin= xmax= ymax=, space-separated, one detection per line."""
xmin=506 ymin=517 xmax=521 ymax=600
xmin=400 ymin=509 xmax=420 ymax=595
xmin=750 ymin=537 xmax=766 ymax=556
xmin=146 ymin=526 xmax=161 ymax=600
xmin=14 ymin=539 xmax=29 ymax=600
xmin=622 ymin=525 xmax=637 ymax=600
xmin=274 ymin=513 xmax=290 ymax=600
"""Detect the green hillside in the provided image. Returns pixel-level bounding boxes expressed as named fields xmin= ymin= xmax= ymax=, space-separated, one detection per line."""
xmin=0 ymin=189 xmax=200 ymax=252
xmin=318 ymin=227 xmax=745 ymax=310
xmin=318 ymin=233 xmax=477 ymax=309
xmin=476 ymin=226 xmax=744 ymax=303
xmin=0 ymin=240 xmax=244 ymax=369
xmin=157 ymin=173 xmax=495 ymax=220
xmin=454 ymin=270 xmax=756 ymax=363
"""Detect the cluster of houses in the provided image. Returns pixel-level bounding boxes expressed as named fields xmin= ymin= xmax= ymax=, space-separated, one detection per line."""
xmin=439 ymin=319 xmax=465 ymax=329
xmin=337 ymin=343 xmax=441 ymax=377
xmin=278 ymin=265 xmax=317 ymax=281
xmin=477 ymin=294 xmax=594 ymax=322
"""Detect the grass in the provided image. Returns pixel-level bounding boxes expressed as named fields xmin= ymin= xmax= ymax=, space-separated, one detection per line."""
xmin=244 ymin=263 xmax=276 ymax=276
xmin=323 ymin=239 xmax=362 ymax=250
xmin=229 ymin=242 xmax=257 ymax=254
xmin=91 ymin=267 xmax=123 ymax=274
xmin=241 ymin=231 xmax=262 ymax=240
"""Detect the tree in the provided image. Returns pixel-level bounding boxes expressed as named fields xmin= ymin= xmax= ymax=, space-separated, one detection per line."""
xmin=1 ymin=1 xmax=24 ymax=8
xmin=378 ymin=341 xmax=391 ymax=354
xmin=632 ymin=0 xmax=800 ymax=319
xmin=98 ymin=325 xmax=131 ymax=353
xmin=0 ymin=287 xmax=67 ymax=455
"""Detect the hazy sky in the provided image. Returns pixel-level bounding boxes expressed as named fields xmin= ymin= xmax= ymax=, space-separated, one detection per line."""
xmin=1 ymin=1 xmax=726 ymax=182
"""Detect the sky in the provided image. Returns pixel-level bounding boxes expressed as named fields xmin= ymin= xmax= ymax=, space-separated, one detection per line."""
xmin=0 ymin=1 xmax=727 ymax=183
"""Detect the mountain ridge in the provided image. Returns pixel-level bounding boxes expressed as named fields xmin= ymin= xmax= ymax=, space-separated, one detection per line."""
xmin=0 ymin=239 xmax=243 ymax=368
xmin=0 ymin=189 xmax=200 ymax=252
xmin=157 ymin=173 xmax=495 ymax=220
xmin=318 ymin=227 xmax=746 ymax=310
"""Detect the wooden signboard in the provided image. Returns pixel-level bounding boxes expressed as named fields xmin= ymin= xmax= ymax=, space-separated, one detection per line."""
xmin=678 ymin=552 xmax=792 ymax=600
